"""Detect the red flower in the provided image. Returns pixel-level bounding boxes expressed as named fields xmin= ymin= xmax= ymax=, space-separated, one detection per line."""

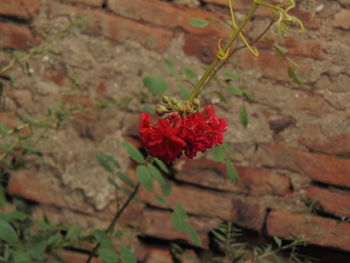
xmin=139 ymin=113 xmax=186 ymax=163
xmin=139 ymin=105 xmax=227 ymax=163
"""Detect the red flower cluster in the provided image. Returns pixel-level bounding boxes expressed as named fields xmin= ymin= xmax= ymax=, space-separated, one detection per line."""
xmin=139 ymin=105 xmax=227 ymax=163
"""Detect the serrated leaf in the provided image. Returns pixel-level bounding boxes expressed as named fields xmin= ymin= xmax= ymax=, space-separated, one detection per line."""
xmin=186 ymin=224 xmax=202 ymax=247
xmin=99 ymin=248 xmax=118 ymax=263
xmin=211 ymin=145 xmax=225 ymax=162
xmin=0 ymin=218 xmax=18 ymax=244
xmin=147 ymin=164 xmax=171 ymax=196
xmin=171 ymin=205 xmax=187 ymax=232
xmin=143 ymin=76 xmax=168 ymax=95
xmin=188 ymin=18 xmax=208 ymax=28
xmin=242 ymin=90 xmax=253 ymax=101
xmin=119 ymin=247 xmax=137 ymax=263
xmin=239 ymin=105 xmax=248 ymax=128
xmin=164 ymin=59 xmax=177 ymax=77
xmin=136 ymin=165 xmax=153 ymax=192
xmin=116 ymin=171 xmax=136 ymax=188
xmin=154 ymin=158 xmax=169 ymax=174
xmin=288 ymin=67 xmax=301 ymax=85
xmin=178 ymin=83 xmax=190 ymax=100
xmin=94 ymin=229 xmax=113 ymax=248
xmin=226 ymin=160 xmax=239 ymax=184
xmin=214 ymin=90 xmax=227 ymax=103
xmin=224 ymin=71 xmax=240 ymax=80
xmin=122 ymin=141 xmax=145 ymax=163
xmin=227 ymin=85 xmax=242 ymax=96
xmin=183 ymin=67 xmax=196 ymax=80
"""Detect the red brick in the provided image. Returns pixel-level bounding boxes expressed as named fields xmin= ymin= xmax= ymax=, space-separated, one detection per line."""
xmin=175 ymin=159 xmax=292 ymax=196
xmin=299 ymin=124 xmax=350 ymax=155
xmin=68 ymin=0 xmax=104 ymax=7
xmin=260 ymin=144 xmax=350 ymax=188
xmin=183 ymin=33 xmax=216 ymax=64
xmin=0 ymin=111 xmax=17 ymax=130
xmin=231 ymin=199 xmax=266 ymax=231
xmin=138 ymin=182 xmax=232 ymax=221
xmin=48 ymin=3 xmax=174 ymax=53
xmin=43 ymin=72 xmax=66 ymax=86
xmin=267 ymin=210 xmax=350 ymax=251
xmin=0 ymin=0 xmax=40 ymax=19
xmin=139 ymin=209 xmax=221 ymax=248
xmin=58 ymin=250 xmax=102 ymax=263
xmin=0 ymin=23 xmax=39 ymax=49
xmin=143 ymin=247 xmax=198 ymax=263
xmin=279 ymin=37 xmax=326 ymax=60
xmin=307 ymin=186 xmax=350 ymax=218
xmin=332 ymin=9 xmax=350 ymax=30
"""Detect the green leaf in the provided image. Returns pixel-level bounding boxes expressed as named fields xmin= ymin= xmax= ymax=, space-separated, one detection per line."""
xmin=178 ymin=83 xmax=190 ymax=100
xmin=171 ymin=205 xmax=187 ymax=232
xmin=147 ymin=164 xmax=171 ymax=196
xmin=188 ymin=18 xmax=209 ymax=28
xmin=116 ymin=171 xmax=136 ymax=188
xmin=66 ymin=226 xmax=81 ymax=240
xmin=273 ymin=236 xmax=282 ymax=248
xmin=222 ymin=143 xmax=234 ymax=154
xmin=114 ymin=230 xmax=123 ymax=239
xmin=108 ymin=177 xmax=120 ymax=189
xmin=224 ymin=71 xmax=240 ymax=80
xmin=143 ymin=104 xmax=154 ymax=114
xmin=211 ymin=145 xmax=226 ymax=162
xmin=96 ymin=154 xmax=114 ymax=173
xmin=99 ymin=248 xmax=118 ymax=263
xmin=186 ymin=224 xmax=202 ymax=247
xmin=8 ymin=211 xmax=29 ymax=221
xmin=288 ymin=67 xmax=301 ymax=85
xmin=0 ymin=218 xmax=18 ymax=244
xmin=183 ymin=67 xmax=196 ymax=80
xmin=143 ymin=76 xmax=168 ymax=95
xmin=27 ymin=233 xmax=47 ymax=260
xmin=94 ymin=229 xmax=113 ymax=248
xmin=239 ymin=105 xmax=248 ymax=128
xmin=164 ymin=59 xmax=177 ymax=77
xmin=154 ymin=158 xmax=169 ymax=174
xmin=0 ymin=185 xmax=6 ymax=208
xmin=120 ymin=188 xmax=142 ymax=203
xmin=286 ymin=57 xmax=300 ymax=68
xmin=227 ymin=85 xmax=242 ymax=96
xmin=214 ymin=90 xmax=227 ymax=103
xmin=136 ymin=165 xmax=153 ymax=192
xmin=226 ymin=160 xmax=239 ymax=184
xmin=47 ymin=233 xmax=62 ymax=246
xmin=13 ymin=251 xmax=31 ymax=263
xmin=211 ymin=229 xmax=226 ymax=242
xmin=275 ymin=44 xmax=288 ymax=54
xmin=156 ymin=195 xmax=169 ymax=205
xmin=119 ymin=247 xmax=137 ymax=263
xmin=122 ymin=141 xmax=145 ymax=163
xmin=242 ymin=90 xmax=253 ymax=101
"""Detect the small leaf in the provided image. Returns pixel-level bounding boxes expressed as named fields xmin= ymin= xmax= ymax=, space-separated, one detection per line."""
xmin=0 ymin=185 xmax=6 ymax=208
xmin=214 ymin=90 xmax=227 ymax=103
xmin=147 ymin=164 xmax=171 ymax=196
xmin=156 ymin=195 xmax=169 ymax=205
xmin=224 ymin=71 xmax=240 ymax=80
xmin=239 ymin=105 xmax=248 ymax=128
xmin=94 ymin=229 xmax=113 ymax=248
xmin=178 ymin=83 xmax=190 ymax=100
xmin=143 ymin=104 xmax=155 ymax=114
xmin=183 ymin=67 xmax=196 ymax=80
xmin=108 ymin=177 xmax=120 ymax=189
xmin=222 ymin=143 xmax=234 ymax=154
xmin=136 ymin=165 xmax=153 ymax=192
xmin=227 ymin=85 xmax=242 ymax=96
xmin=154 ymin=158 xmax=169 ymax=174
xmin=96 ymin=154 xmax=114 ymax=173
xmin=288 ymin=67 xmax=301 ymax=85
xmin=116 ymin=171 xmax=136 ymax=188
xmin=286 ymin=57 xmax=300 ymax=68
xmin=114 ymin=230 xmax=123 ymax=239
xmin=119 ymin=247 xmax=137 ymax=263
xmin=143 ymin=76 xmax=168 ymax=95
xmin=188 ymin=18 xmax=208 ymax=28
xmin=275 ymin=44 xmax=288 ymax=54
xmin=273 ymin=236 xmax=282 ymax=248
xmin=0 ymin=218 xmax=18 ymax=244
xmin=13 ymin=251 xmax=31 ymax=263
xmin=171 ymin=205 xmax=187 ymax=232
xmin=226 ymin=160 xmax=239 ymax=184
xmin=120 ymin=188 xmax=142 ymax=203
xmin=242 ymin=90 xmax=253 ymax=101
xmin=122 ymin=141 xmax=145 ymax=163
xmin=186 ymin=224 xmax=202 ymax=246
xmin=66 ymin=226 xmax=81 ymax=240
xmin=164 ymin=59 xmax=177 ymax=77
xmin=211 ymin=145 xmax=225 ymax=162
xmin=99 ymin=248 xmax=118 ymax=263
xmin=27 ymin=233 xmax=47 ymax=260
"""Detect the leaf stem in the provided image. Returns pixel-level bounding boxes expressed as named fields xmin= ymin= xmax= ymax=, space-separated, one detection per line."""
xmin=188 ymin=2 xmax=259 ymax=105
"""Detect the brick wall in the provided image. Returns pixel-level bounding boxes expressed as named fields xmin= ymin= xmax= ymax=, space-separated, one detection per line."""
xmin=1 ymin=0 xmax=350 ymax=262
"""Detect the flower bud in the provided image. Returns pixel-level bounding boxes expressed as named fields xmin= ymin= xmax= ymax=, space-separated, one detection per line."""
xmin=171 ymin=98 xmax=178 ymax=105
xmin=162 ymin=96 xmax=169 ymax=103
xmin=155 ymin=105 xmax=168 ymax=116
xmin=193 ymin=98 xmax=200 ymax=107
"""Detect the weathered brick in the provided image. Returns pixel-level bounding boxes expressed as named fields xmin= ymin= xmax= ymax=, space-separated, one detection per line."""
xmin=298 ymin=124 xmax=350 ymax=155
xmin=59 ymin=250 xmax=102 ymax=263
xmin=175 ymin=159 xmax=292 ymax=196
xmin=231 ymin=199 xmax=266 ymax=231
xmin=139 ymin=209 xmax=221 ymax=248
xmin=332 ymin=9 xmax=350 ymax=30
xmin=0 ymin=23 xmax=39 ymax=49
xmin=138 ymin=181 xmax=232 ymax=220
xmin=259 ymin=144 xmax=350 ymax=188
xmin=267 ymin=210 xmax=350 ymax=251
xmin=142 ymin=247 xmax=198 ymax=263
xmin=183 ymin=33 xmax=216 ymax=64
xmin=48 ymin=3 xmax=174 ymax=53
xmin=307 ymin=186 xmax=350 ymax=218
xmin=0 ymin=0 xmax=40 ymax=19
xmin=279 ymin=37 xmax=326 ymax=60
xmin=67 ymin=0 xmax=104 ymax=7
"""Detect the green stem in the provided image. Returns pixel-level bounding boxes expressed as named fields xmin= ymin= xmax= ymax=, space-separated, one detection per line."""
xmin=85 ymin=183 xmax=140 ymax=263
xmin=188 ymin=2 xmax=259 ymax=105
